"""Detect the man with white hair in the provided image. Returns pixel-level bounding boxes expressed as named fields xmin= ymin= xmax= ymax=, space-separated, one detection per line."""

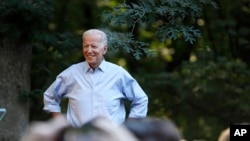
xmin=43 ymin=29 xmax=148 ymax=127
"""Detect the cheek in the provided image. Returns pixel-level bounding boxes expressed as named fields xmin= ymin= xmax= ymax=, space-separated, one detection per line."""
xmin=102 ymin=48 xmax=107 ymax=55
xmin=82 ymin=49 xmax=86 ymax=55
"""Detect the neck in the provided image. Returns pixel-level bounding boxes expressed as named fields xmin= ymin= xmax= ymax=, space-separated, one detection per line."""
xmin=89 ymin=59 xmax=104 ymax=69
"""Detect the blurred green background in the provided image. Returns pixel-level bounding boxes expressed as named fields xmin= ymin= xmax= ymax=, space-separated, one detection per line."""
xmin=1 ymin=0 xmax=250 ymax=141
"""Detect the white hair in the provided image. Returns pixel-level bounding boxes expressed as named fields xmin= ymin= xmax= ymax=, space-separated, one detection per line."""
xmin=82 ymin=29 xmax=108 ymax=46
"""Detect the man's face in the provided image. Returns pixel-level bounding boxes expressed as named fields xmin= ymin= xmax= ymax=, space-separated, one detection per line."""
xmin=83 ymin=34 xmax=107 ymax=68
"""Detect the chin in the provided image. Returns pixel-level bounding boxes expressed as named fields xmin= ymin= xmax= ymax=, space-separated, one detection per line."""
xmin=88 ymin=62 xmax=97 ymax=66
xmin=86 ymin=59 xmax=95 ymax=63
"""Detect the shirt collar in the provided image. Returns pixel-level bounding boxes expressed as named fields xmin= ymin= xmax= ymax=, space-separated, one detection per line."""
xmin=98 ymin=59 xmax=106 ymax=72
xmin=83 ymin=59 xmax=107 ymax=73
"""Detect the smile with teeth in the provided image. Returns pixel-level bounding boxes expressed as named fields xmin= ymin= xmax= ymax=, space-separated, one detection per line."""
xmin=87 ymin=55 xmax=95 ymax=59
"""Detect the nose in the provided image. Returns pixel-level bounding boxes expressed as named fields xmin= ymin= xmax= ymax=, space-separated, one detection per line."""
xmin=84 ymin=46 xmax=92 ymax=52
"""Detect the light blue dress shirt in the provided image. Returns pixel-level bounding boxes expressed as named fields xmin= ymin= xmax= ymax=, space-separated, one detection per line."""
xmin=43 ymin=60 xmax=148 ymax=127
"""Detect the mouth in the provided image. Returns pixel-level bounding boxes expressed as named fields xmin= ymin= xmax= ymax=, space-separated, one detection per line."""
xmin=86 ymin=55 xmax=96 ymax=60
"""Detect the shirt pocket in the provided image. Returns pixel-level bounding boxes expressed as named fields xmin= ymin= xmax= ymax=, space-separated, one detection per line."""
xmin=106 ymin=99 xmax=120 ymax=115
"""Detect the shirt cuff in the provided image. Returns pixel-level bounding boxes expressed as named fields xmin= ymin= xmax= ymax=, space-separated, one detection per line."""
xmin=43 ymin=105 xmax=61 ymax=113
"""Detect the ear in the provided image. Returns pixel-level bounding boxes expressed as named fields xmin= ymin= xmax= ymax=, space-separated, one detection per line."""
xmin=103 ymin=45 xmax=108 ymax=55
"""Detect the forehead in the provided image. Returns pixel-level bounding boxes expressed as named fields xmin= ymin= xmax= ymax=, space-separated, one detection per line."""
xmin=83 ymin=34 xmax=102 ymax=43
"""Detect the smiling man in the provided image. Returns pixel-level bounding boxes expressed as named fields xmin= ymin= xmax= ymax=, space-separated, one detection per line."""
xmin=43 ymin=29 xmax=148 ymax=127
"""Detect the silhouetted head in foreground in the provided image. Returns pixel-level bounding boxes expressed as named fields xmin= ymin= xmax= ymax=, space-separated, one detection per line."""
xmin=21 ymin=116 xmax=138 ymax=141
xmin=59 ymin=117 xmax=138 ymax=141
xmin=123 ymin=117 xmax=182 ymax=141
xmin=218 ymin=128 xmax=229 ymax=141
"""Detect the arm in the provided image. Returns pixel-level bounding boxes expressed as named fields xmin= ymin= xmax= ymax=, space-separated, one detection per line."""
xmin=128 ymin=88 xmax=148 ymax=118
xmin=51 ymin=112 xmax=63 ymax=117
xmin=122 ymin=71 xmax=148 ymax=118
xmin=43 ymin=76 xmax=68 ymax=116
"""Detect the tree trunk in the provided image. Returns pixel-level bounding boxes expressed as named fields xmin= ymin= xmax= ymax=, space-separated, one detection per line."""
xmin=0 ymin=38 xmax=31 ymax=141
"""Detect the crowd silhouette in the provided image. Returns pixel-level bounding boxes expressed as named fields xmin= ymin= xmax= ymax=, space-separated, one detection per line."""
xmin=21 ymin=115 xmax=182 ymax=141
xmin=21 ymin=115 xmax=234 ymax=141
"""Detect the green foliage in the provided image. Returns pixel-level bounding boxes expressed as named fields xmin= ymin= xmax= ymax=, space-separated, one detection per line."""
xmin=105 ymin=31 xmax=149 ymax=59
xmin=0 ymin=0 xmax=53 ymax=42
xmin=101 ymin=0 xmax=217 ymax=59
xmin=0 ymin=0 xmax=82 ymax=121
xmin=156 ymin=25 xmax=201 ymax=44
xmin=176 ymin=57 xmax=250 ymax=120
xmin=190 ymin=0 xmax=250 ymax=66
xmin=0 ymin=0 xmax=81 ymax=85
xmin=136 ymin=56 xmax=250 ymax=140
xmin=1 ymin=0 xmax=249 ymax=140
xmin=173 ymin=58 xmax=250 ymax=140
xmin=0 ymin=0 xmax=80 ymax=49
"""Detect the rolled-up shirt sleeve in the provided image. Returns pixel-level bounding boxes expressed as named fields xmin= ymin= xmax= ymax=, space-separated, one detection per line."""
xmin=122 ymin=71 xmax=148 ymax=118
xmin=43 ymin=76 xmax=67 ymax=113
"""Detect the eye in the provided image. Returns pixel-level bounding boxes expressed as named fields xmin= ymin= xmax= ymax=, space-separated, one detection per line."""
xmin=83 ymin=45 xmax=98 ymax=49
xmin=92 ymin=45 xmax=97 ymax=48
